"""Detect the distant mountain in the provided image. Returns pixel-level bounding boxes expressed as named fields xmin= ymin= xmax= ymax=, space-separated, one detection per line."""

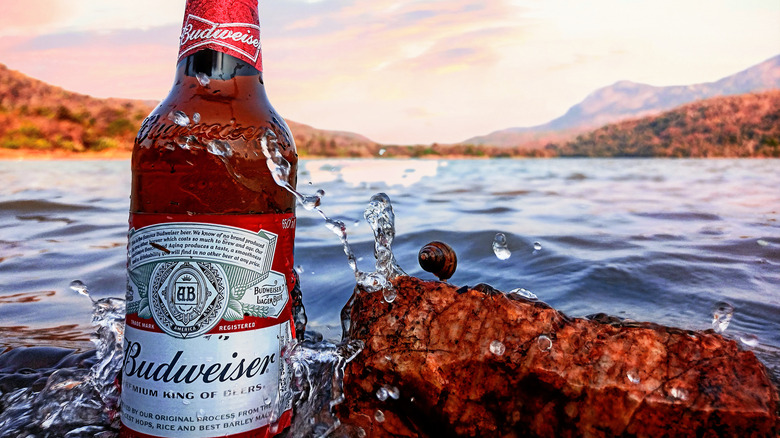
xmin=0 ymin=63 xmax=377 ymax=156
xmin=286 ymin=121 xmax=379 ymax=157
xmin=464 ymin=54 xmax=780 ymax=147
xmin=545 ymin=90 xmax=780 ymax=158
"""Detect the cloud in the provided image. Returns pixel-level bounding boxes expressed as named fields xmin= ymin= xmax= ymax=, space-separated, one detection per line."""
xmin=0 ymin=1 xmax=184 ymax=36
xmin=0 ymin=1 xmax=71 ymax=36
xmin=264 ymin=0 xmax=529 ymax=95
xmin=0 ymin=25 xmax=181 ymax=100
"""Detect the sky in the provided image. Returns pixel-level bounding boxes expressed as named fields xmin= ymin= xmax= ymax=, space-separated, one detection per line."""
xmin=0 ymin=0 xmax=778 ymax=145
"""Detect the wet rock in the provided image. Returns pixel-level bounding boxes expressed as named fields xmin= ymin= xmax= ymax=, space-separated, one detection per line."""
xmin=339 ymin=276 xmax=779 ymax=437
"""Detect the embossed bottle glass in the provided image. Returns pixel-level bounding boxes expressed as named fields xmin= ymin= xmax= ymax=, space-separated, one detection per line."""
xmin=122 ymin=0 xmax=298 ymax=437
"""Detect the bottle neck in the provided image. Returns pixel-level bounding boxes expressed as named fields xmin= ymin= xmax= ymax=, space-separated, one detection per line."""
xmin=178 ymin=0 xmax=263 ymax=72
xmin=183 ymin=49 xmax=264 ymax=82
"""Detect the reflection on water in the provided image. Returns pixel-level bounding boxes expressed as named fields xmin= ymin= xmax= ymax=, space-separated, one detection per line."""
xmin=304 ymin=159 xmax=441 ymax=187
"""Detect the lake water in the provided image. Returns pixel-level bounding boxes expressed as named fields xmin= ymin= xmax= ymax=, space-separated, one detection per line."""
xmin=0 ymin=158 xmax=778 ymax=432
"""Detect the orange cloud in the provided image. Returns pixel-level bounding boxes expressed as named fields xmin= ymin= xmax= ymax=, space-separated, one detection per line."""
xmin=0 ymin=1 xmax=70 ymax=36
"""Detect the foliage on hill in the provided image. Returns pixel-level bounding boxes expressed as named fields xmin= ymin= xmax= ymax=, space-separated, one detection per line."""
xmin=0 ymin=64 xmax=152 ymax=152
xmin=545 ymin=90 xmax=780 ymax=158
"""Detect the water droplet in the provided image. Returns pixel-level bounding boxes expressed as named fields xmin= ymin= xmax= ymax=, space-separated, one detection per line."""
xmin=192 ymin=112 xmax=201 ymax=124
xmin=739 ymin=333 xmax=759 ymax=348
xmin=356 ymin=427 xmax=367 ymax=438
xmin=69 ymin=280 xmax=90 ymax=299
xmin=376 ymin=387 xmax=388 ymax=401
xmin=206 ymin=140 xmax=232 ymax=157
xmin=757 ymin=239 xmax=769 ymax=247
xmin=492 ymin=233 xmax=511 ymax=260
xmin=374 ymin=410 xmax=385 ymax=423
xmin=537 ymin=335 xmax=553 ymax=352
xmin=196 ymin=72 xmax=210 ymax=86
xmin=386 ymin=385 xmax=400 ymax=400
xmin=379 ymin=148 xmax=386 ymax=156
xmin=383 ymin=286 xmax=398 ymax=303
xmin=669 ymin=387 xmax=688 ymax=401
xmin=489 ymin=340 xmax=506 ymax=356
xmin=168 ymin=110 xmax=190 ymax=127
xmin=533 ymin=241 xmax=543 ymax=251
xmin=295 ymin=265 xmax=305 ymax=274
xmin=508 ymin=288 xmax=537 ymax=300
xmin=711 ymin=301 xmax=734 ymax=333
xmin=626 ymin=370 xmax=640 ymax=384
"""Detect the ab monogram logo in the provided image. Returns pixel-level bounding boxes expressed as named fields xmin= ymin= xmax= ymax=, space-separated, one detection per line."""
xmin=149 ymin=261 xmax=229 ymax=338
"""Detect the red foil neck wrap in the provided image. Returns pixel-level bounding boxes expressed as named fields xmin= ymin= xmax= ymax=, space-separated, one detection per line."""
xmin=178 ymin=0 xmax=263 ymax=71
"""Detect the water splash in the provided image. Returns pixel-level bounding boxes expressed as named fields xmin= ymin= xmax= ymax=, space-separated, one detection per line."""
xmin=284 ymin=336 xmax=365 ymax=437
xmin=0 ymin=288 xmax=124 ymax=437
xmin=0 ymin=281 xmax=368 ymax=438
xmin=0 ymin=129 xmax=417 ymax=437
xmin=257 ymin=130 xmax=404 ymax=300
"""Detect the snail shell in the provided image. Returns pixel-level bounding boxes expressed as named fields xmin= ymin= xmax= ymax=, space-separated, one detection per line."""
xmin=418 ymin=241 xmax=457 ymax=281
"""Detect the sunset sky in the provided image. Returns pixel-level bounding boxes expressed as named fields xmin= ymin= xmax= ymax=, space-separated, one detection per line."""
xmin=0 ymin=0 xmax=778 ymax=144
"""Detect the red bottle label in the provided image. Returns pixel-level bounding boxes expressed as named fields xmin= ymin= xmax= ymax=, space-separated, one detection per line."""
xmin=122 ymin=212 xmax=295 ymax=437
xmin=178 ymin=0 xmax=263 ymax=71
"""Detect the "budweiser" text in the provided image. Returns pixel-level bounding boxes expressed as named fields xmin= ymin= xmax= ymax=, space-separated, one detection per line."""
xmin=123 ymin=341 xmax=275 ymax=384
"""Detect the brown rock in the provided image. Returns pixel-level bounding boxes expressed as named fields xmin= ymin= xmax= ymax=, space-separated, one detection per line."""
xmin=338 ymin=276 xmax=779 ymax=437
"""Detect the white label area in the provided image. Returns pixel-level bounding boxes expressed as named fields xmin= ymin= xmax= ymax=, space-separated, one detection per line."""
xmin=121 ymin=321 xmax=292 ymax=437
xmin=126 ymin=222 xmax=289 ymax=338
xmin=129 ymin=223 xmax=277 ymax=274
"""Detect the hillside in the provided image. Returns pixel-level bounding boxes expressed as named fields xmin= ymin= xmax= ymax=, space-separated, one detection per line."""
xmin=0 ymin=63 xmax=153 ymax=153
xmin=0 ymin=63 xmax=378 ymax=157
xmin=465 ymin=54 xmax=780 ymax=147
xmin=545 ymin=90 xmax=780 ymax=158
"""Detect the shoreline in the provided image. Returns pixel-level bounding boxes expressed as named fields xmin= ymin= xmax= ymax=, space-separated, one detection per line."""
xmin=1 ymin=148 xmax=776 ymax=161
xmin=0 ymin=148 xmax=132 ymax=161
xmin=0 ymin=148 xmax=495 ymax=161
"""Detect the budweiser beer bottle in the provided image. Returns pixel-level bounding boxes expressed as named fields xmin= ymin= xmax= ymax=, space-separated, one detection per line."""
xmin=122 ymin=0 xmax=299 ymax=436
